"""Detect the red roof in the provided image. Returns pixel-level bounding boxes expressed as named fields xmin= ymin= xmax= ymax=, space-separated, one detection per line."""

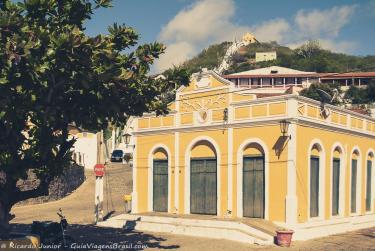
xmin=224 ymin=73 xmax=319 ymax=78
xmin=348 ymin=108 xmax=370 ymax=115
xmin=224 ymin=72 xmax=375 ymax=79
xmin=320 ymin=72 xmax=375 ymax=79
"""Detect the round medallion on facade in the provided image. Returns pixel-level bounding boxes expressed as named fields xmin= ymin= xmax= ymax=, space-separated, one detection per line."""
xmin=198 ymin=109 xmax=208 ymax=123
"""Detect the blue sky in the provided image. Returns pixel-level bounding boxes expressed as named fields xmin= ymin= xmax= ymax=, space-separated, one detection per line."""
xmin=85 ymin=0 xmax=375 ymax=72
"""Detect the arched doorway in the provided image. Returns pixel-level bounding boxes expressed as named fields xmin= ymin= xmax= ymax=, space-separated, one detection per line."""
xmin=190 ymin=141 xmax=217 ymax=215
xmin=242 ymin=143 xmax=265 ymax=218
xmin=153 ymin=148 xmax=168 ymax=212
xmin=351 ymin=149 xmax=360 ymax=214
xmin=366 ymin=152 xmax=373 ymax=212
xmin=332 ymin=146 xmax=342 ymax=216
xmin=310 ymin=143 xmax=323 ymax=218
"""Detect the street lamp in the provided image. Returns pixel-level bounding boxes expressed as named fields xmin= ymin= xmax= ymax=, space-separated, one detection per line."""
xmin=279 ymin=120 xmax=291 ymax=139
xmin=123 ymin=133 xmax=135 ymax=149
xmin=124 ymin=133 xmax=131 ymax=145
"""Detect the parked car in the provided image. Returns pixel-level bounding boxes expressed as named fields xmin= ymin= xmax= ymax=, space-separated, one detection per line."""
xmin=111 ymin=149 xmax=124 ymax=162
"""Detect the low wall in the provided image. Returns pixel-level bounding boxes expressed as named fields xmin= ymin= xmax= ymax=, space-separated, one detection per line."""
xmin=16 ymin=165 xmax=85 ymax=206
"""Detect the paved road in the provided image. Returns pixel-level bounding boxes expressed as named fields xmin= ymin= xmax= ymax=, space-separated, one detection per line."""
xmin=11 ymin=223 xmax=375 ymax=251
xmin=10 ymin=163 xmax=375 ymax=250
xmin=68 ymin=226 xmax=375 ymax=251
xmin=12 ymin=163 xmax=132 ymax=224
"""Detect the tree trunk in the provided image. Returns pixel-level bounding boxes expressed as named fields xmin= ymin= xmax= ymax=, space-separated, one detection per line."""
xmin=0 ymin=199 xmax=11 ymax=239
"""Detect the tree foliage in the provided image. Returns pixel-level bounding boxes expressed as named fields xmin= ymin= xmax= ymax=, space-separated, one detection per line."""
xmin=344 ymin=80 xmax=375 ymax=104
xmin=300 ymin=82 xmax=342 ymax=105
xmin=0 ymin=0 xmax=189 ymax=234
xmin=295 ymin=40 xmax=322 ymax=59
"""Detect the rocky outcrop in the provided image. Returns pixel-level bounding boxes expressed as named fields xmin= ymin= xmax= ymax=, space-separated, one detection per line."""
xmin=16 ymin=165 xmax=85 ymax=205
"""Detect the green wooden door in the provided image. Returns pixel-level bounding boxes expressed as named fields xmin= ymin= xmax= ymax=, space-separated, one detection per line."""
xmin=332 ymin=158 xmax=340 ymax=216
xmin=243 ymin=156 xmax=265 ymax=218
xmin=366 ymin=160 xmax=372 ymax=212
xmin=351 ymin=159 xmax=357 ymax=214
xmin=153 ymin=159 xmax=168 ymax=212
xmin=310 ymin=157 xmax=319 ymax=218
xmin=190 ymin=158 xmax=217 ymax=215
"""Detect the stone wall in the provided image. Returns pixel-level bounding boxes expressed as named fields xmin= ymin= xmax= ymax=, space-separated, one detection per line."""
xmin=16 ymin=165 xmax=85 ymax=205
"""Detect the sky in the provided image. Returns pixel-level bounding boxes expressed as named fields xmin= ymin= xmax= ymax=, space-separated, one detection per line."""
xmin=84 ymin=0 xmax=375 ymax=72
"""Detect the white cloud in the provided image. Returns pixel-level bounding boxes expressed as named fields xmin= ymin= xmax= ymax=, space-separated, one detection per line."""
xmin=318 ymin=39 xmax=356 ymax=53
xmin=294 ymin=5 xmax=356 ymax=39
xmin=251 ymin=19 xmax=290 ymax=43
xmin=155 ymin=0 xmax=358 ymax=72
xmin=156 ymin=42 xmax=196 ymax=72
xmin=156 ymin=0 xmax=250 ymax=71
xmin=159 ymin=0 xmax=235 ymax=43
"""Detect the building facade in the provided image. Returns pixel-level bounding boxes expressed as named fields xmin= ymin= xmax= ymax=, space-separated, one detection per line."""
xmin=131 ymin=69 xmax=375 ymax=239
xmin=255 ymin=52 xmax=277 ymax=62
xmin=224 ymin=66 xmax=375 ymax=90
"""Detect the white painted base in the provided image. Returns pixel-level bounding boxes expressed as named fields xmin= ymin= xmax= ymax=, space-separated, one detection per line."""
xmin=278 ymin=213 xmax=375 ymax=241
xmin=285 ymin=195 xmax=297 ymax=226
xmin=131 ymin=192 xmax=138 ymax=214
xmin=98 ymin=214 xmax=274 ymax=245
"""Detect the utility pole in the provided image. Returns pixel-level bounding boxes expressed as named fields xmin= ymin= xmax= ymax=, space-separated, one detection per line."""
xmin=94 ymin=163 xmax=105 ymax=223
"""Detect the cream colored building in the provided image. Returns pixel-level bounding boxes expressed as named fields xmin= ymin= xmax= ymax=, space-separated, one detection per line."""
xmin=255 ymin=52 xmax=277 ymax=62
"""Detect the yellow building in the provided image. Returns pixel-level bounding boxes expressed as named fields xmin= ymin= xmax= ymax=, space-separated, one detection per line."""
xmin=131 ymin=69 xmax=375 ymax=240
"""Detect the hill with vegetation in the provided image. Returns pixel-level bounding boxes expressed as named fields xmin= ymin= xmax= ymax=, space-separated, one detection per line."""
xmin=179 ymin=40 xmax=375 ymax=107
xmin=181 ymin=40 xmax=375 ymax=75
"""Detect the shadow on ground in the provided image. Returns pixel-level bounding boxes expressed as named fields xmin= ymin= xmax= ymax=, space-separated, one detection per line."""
xmin=11 ymin=223 xmax=180 ymax=250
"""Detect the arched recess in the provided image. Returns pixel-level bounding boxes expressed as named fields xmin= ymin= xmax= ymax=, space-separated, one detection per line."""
xmin=365 ymin=150 xmax=374 ymax=212
xmin=350 ymin=147 xmax=362 ymax=215
xmin=308 ymin=140 xmax=325 ymax=219
xmin=330 ymin=143 xmax=345 ymax=217
xmin=236 ymin=138 xmax=269 ymax=219
xmin=184 ymin=136 xmax=221 ymax=215
xmin=148 ymin=145 xmax=172 ymax=213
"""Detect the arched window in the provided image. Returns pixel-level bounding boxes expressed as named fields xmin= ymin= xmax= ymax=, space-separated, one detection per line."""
xmin=242 ymin=143 xmax=265 ymax=218
xmin=366 ymin=152 xmax=373 ymax=212
xmin=310 ymin=143 xmax=322 ymax=218
xmin=351 ymin=150 xmax=360 ymax=214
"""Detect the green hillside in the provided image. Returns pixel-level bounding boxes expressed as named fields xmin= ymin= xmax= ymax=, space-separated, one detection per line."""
xmin=181 ymin=41 xmax=375 ymax=74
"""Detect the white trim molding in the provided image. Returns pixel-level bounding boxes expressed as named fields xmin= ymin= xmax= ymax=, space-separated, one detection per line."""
xmin=286 ymin=120 xmax=298 ymax=226
xmin=131 ymin=136 xmax=138 ymax=213
xmin=227 ymin=127 xmax=233 ymax=215
xmin=184 ymin=136 xmax=222 ymax=216
xmin=148 ymin=144 xmax=172 ymax=213
xmin=174 ymin=132 xmax=180 ymax=213
xmin=236 ymin=138 xmax=269 ymax=220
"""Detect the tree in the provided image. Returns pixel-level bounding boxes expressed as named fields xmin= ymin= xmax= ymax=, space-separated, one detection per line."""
xmin=364 ymin=80 xmax=375 ymax=103
xmin=300 ymin=82 xmax=342 ymax=105
xmin=344 ymin=86 xmax=367 ymax=104
xmin=0 ymin=0 xmax=189 ymax=236
xmin=344 ymin=80 xmax=375 ymax=104
xmin=295 ymin=40 xmax=322 ymax=59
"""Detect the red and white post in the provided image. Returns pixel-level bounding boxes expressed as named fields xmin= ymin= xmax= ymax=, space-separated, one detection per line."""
xmin=94 ymin=163 xmax=105 ymax=223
